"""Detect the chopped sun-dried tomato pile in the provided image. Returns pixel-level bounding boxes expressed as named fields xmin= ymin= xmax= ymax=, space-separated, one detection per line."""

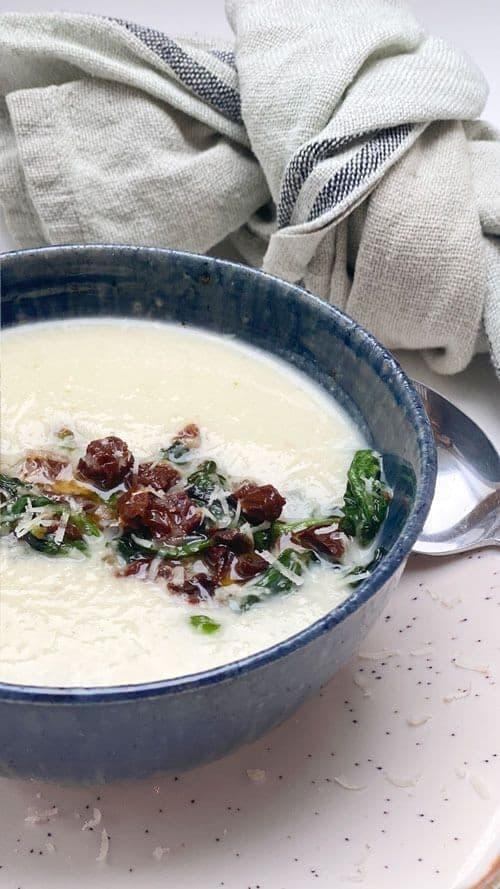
xmin=0 ymin=426 xmax=391 ymax=619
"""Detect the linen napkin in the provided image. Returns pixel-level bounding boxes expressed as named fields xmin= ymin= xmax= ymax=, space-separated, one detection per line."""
xmin=0 ymin=0 xmax=499 ymax=377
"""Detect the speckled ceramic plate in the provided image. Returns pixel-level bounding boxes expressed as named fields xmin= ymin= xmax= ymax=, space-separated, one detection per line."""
xmin=0 ymin=545 xmax=498 ymax=889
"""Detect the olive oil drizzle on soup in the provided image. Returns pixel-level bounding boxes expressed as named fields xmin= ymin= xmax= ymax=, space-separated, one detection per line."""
xmin=1 ymin=319 xmax=384 ymax=687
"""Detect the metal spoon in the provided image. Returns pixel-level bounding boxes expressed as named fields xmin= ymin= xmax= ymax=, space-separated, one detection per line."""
xmin=412 ymin=381 xmax=500 ymax=556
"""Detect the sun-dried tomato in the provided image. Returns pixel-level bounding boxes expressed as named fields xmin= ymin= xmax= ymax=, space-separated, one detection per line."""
xmin=21 ymin=453 xmax=70 ymax=484
xmin=204 ymin=544 xmax=235 ymax=584
xmin=156 ymin=560 xmax=179 ymax=580
xmin=169 ymin=571 xmax=215 ymax=602
xmin=155 ymin=491 xmax=202 ymax=539
xmin=193 ymin=572 xmax=216 ymax=596
xmin=234 ymin=551 xmax=268 ymax=579
xmin=117 ymin=488 xmax=202 ymax=540
xmin=64 ymin=521 xmax=85 ymax=542
xmin=210 ymin=527 xmax=253 ymax=553
xmin=78 ymin=436 xmax=134 ymax=490
xmin=116 ymin=488 xmax=150 ymax=526
xmin=291 ymin=525 xmax=345 ymax=561
xmin=137 ymin=461 xmax=180 ymax=491
xmin=234 ymin=482 xmax=286 ymax=523
xmin=122 ymin=558 xmax=151 ymax=578
xmin=176 ymin=423 xmax=200 ymax=447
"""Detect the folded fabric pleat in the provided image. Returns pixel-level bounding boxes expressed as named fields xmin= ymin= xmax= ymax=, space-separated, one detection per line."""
xmin=0 ymin=1 xmax=499 ymax=376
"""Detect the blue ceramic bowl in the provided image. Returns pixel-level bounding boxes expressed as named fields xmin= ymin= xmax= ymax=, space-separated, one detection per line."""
xmin=0 ymin=245 xmax=436 ymax=783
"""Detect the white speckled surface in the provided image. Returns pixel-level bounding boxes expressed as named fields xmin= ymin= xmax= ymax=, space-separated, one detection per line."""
xmin=0 ymin=536 xmax=498 ymax=889
xmin=1 ymin=1 xmax=499 ymax=887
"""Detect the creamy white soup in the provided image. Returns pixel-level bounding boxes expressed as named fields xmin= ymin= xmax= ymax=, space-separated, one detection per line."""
xmin=0 ymin=319 xmax=387 ymax=687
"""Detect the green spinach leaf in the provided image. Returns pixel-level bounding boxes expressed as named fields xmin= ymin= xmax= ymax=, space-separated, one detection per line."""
xmin=189 ymin=614 xmax=221 ymax=634
xmin=340 ymin=450 xmax=390 ymax=546
xmin=240 ymin=548 xmax=317 ymax=610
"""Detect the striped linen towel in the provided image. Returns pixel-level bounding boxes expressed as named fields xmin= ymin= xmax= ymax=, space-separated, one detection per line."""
xmin=0 ymin=0 xmax=499 ymax=376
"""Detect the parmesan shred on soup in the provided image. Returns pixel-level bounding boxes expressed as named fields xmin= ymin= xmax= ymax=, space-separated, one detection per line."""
xmin=0 ymin=319 xmax=392 ymax=687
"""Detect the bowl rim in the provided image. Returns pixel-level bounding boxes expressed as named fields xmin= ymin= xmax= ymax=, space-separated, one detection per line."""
xmin=0 ymin=243 xmax=437 ymax=703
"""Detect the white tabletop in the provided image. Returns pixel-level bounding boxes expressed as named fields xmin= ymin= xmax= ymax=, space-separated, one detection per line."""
xmin=1 ymin=3 xmax=499 ymax=888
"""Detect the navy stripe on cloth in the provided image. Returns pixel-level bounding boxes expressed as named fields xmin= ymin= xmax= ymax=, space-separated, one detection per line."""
xmin=278 ymin=124 xmax=413 ymax=227
xmin=278 ymin=134 xmax=357 ymax=227
xmin=111 ymin=19 xmax=242 ymax=123
xmin=308 ymin=124 xmax=413 ymax=222
xmin=209 ymin=48 xmax=237 ymax=69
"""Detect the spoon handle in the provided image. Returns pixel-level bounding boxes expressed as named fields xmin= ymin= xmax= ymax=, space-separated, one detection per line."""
xmin=415 ymin=489 xmax=500 ymax=555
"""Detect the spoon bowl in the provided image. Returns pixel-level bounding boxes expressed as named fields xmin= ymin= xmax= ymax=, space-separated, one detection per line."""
xmin=413 ymin=381 xmax=500 ymax=555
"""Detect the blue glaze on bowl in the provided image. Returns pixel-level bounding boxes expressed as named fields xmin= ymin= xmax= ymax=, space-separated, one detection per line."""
xmin=0 ymin=245 xmax=436 ymax=783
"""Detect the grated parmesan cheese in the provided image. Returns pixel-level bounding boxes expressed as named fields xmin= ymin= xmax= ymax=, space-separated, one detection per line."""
xmin=54 ymin=510 xmax=70 ymax=545
xmin=455 ymin=766 xmax=490 ymax=799
xmin=333 ymin=776 xmax=366 ymax=791
xmin=131 ymin=534 xmax=156 ymax=551
xmin=347 ymin=569 xmax=371 ymax=583
xmin=443 ymin=685 xmax=472 ymax=703
xmin=273 ymin=560 xmax=304 ymax=585
xmin=440 ymin=596 xmax=462 ymax=609
xmin=246 ymin=768 xmax=267 ymax=784
xmin=200 ymin=506 xmax=219 ymax=524
xmin=383 ymin=771 xmax=421 ymax=789
xmin=425 ymin=587 xmax=463 ymax=609
xmin=453 ymin=655 xmax=490 ymax=675
xmin=406 ymin=714 xmax=432 ymax=727
xmin=153 ymin=846 xmax=170 ymax=860
xmin=25 ymin=806 xmax=58 ymax=825
xmin=258 ymin=551 xmax=304 ymax=586
xmin=96 ymin=828 xmax=110 ymax=863
xmin=231 ymin=498 xmax=242 ymax=527
xmin=353 ymin=672 xmax=372 ymax=697
xmin=82 ymin=807 xmax=102 ymax=831
xmin=358 ymin=649 xmax=401 ymax=661
xmin=147 ymin=557 xmax=162 ymax=583
xmin=469 ymin=773 xmax=490 ymax=800
xmin=171 ymin=565 xmax=185 ymax=586
xmin=254 ymin=549 xmax=304 ymax=589
xmin=14 ymin=500 xmax=40 ymax=539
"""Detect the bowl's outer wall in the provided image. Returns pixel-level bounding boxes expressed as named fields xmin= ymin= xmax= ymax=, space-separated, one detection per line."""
xmin=0 ymin=246 xmax=434 ymax=782
xmin=0 ymin=571 xmax=402 ymax=783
